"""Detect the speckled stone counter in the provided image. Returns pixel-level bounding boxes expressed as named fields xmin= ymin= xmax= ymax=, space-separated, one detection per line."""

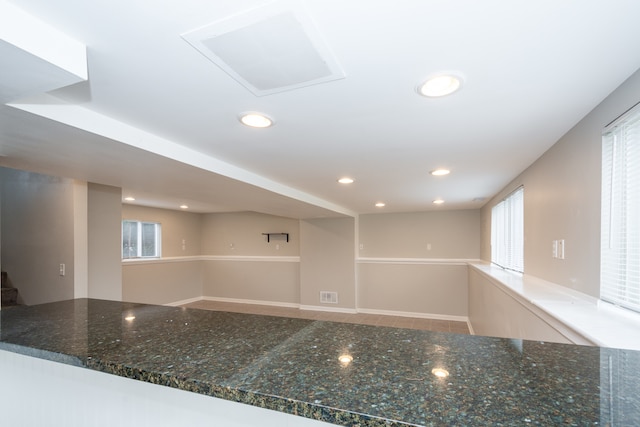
xmin=1 ymin=299 xmax=639 ymax=426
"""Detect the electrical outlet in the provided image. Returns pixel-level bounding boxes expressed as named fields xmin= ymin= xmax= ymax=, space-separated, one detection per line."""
xmin=552 ymin=239 xmax=565 ymax=259
xmin=558 ymin=239 xmax=565 ymax=259
xmin=59 ymin=263 xmax=65 ymax=277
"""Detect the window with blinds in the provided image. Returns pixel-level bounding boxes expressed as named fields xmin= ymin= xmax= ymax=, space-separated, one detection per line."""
xmin=491 ymin=186 xmax=524 ymax=273
xmin=601 ymin=102 xmax=640 ymax=313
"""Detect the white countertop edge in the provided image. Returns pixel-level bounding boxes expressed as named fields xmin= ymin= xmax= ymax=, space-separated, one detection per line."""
xmin=468 ymin=262 xmax=640 ymax=351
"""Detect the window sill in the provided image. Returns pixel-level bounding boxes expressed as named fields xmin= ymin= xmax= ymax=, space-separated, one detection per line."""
xmin=469 ymin=262 xmax=640 ymax=351
xmin=122 ymin=257 xmax=163 ymax=265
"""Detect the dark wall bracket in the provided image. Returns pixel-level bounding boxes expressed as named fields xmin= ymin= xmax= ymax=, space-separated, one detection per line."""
xmin=262 ymin=233 xmax=289 ymax=243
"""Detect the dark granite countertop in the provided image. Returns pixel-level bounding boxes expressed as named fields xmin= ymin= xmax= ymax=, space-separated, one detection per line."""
xmin=1 ymin=299 xmax=638 ymax=426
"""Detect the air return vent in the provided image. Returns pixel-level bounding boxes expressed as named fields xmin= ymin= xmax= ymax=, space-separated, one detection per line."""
xmin=320 ymin=291 xmax=338 ymax=304
xmin=181 ymin=0 xmax=345 ymax=96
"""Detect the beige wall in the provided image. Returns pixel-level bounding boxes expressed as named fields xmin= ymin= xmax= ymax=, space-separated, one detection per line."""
xmin=359 ymin=210 xmax=481 ymax=258
xmin=121 ymin=208 xmax=477 ymax=315
xmin=88 ymin=183 xmax=122 ymax=301
xmin=202 ymin=260 xmax=299 ymax=305
xmin=357 ymin=210 xmax=479 ymax=316
xmin=123 ymin=260 xmax=203 ymax=305
xmin=480 ymin=68 xmax=640 ymax=299
xmin=201 ymin=211 xmax=299 ymax=256
xmin=118 ymin=208 xmax=301 ymax=307
xmin=199 ymin=211 xmax=300 ymax=304
xmin=121 ymin=205 xmax=203 ymax=304
xmin=300 ymin=217 xmax=356 ymax=309
xmin=0 ymin=167 xmax=76 ymax=305
xmin=358 ymin=263 xmax=468 ymax=317
xmin=122 ymin=204 xmax=202 ymax=257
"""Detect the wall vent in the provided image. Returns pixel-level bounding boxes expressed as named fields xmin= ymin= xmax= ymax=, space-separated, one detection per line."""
xmin=320 ymin=291 xmax=338 ymax=304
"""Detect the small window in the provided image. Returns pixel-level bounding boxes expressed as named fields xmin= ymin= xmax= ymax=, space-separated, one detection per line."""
xmin=122 ymin=220 xmax=161 ymax=259
xmin=601 ymin=102 xmax=640 ymax=313
xmin=491 ymin=186 xmax=524 ymax=273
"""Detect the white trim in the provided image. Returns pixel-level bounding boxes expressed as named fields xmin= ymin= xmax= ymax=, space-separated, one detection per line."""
xmin=357 ymin=257 xmax=480 ymax=265
xmin=466 ymin=321 xmax=475 ymax=335
xmin=122 ymin=255 xmax=202 ymax=265
xmin=299 ymin=304 xmax=358 ymax=314
xmin=356 ymin=307 xmax=468 ymax=322
xmin=469 ymin=263 xmax=595 ymax=345
xmin=201 ymin=255 xmax=300 ymax=263
xmin=469 ymin=262 xmax=640 ymax=350
xmin=201 ymin=296 xmax=300 ymax=309
xmin=123 ymin=255 xmax=300 ymax=265
xmin=162 ymin=297 xmax=471 ymax=324
xmin=164 ymin=296 xmax=203 ymax=307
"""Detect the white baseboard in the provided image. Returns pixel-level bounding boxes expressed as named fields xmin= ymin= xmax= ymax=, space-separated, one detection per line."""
xmin=356 ymin=307 xmax=468 ymax=322
xmin=200 ymin=296 xmax=300 ymax=309
xmin=467 ymin=321 xmax=475 ymax=335
xmin=167 ymin=296 xmax=470 ymax=324
xmin=164 ymin=296 xmax=203 ymax=307
xmin=299 ymin=305 xmax=358 ymax=314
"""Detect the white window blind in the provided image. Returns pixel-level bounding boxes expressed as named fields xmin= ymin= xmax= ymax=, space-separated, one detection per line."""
xmin=491 ymin=186 xmax=524 ymax=273
xmin=601 ymin=102 xmax=640 ymax=313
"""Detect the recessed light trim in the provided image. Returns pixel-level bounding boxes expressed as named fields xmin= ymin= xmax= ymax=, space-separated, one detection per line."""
xmin=338 ymin=177 xmax=354 ymax=184
xmin=433 ymin=199 xmax=445 ymax=205
xmin=239 ymin=112 xmax=274 ymax=128
xmin=124 ymin=197 xmax=135 ymax=201
xmin=430 ymin=169 xmax=450 ymax=176
xmin=180 ymin=205 xmax=189 ymax=209
xmin=375 ymin=202 xmax=386 ymax=208
xmin=418 ymin=73 xmax=463 ymax=97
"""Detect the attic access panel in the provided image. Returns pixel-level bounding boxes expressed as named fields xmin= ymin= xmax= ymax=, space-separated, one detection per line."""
xmin=181 ymin=0 xmax=345 ymax=96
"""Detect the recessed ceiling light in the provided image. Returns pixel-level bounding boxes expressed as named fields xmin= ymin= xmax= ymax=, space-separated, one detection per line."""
xmin=124 ymin=197 xmax=135 ymax=201
xmin=180 ymin=205 xmax=189 ymax=209
xmin=430 ymin=169 xmax=450 ymax=176
xmin=433 ymin=199 xmax=445 ymax=205
xmin=338 ymin=177 xmax=354 ymax=184
xmin=375 ymin=202 xmax=386 ymax=207
xmin=418 ymin=73 xmax=463 ymax=97
xmin=239 ymin=112 xmax=273 ymax=128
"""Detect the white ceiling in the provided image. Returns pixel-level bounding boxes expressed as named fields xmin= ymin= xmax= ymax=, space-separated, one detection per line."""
xmin=2 ymin=0 xmax=640 ymax=218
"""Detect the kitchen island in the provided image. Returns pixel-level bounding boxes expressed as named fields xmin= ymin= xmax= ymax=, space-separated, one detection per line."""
xmin=1 ymin=298 xmax=638 ymax=426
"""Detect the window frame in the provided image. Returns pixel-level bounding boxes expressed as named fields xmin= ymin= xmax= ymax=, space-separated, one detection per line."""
xmin=491 ymin=186 xmax=524 ymax=273
xmin=122 ymin=220 xmax=162 ymax=259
